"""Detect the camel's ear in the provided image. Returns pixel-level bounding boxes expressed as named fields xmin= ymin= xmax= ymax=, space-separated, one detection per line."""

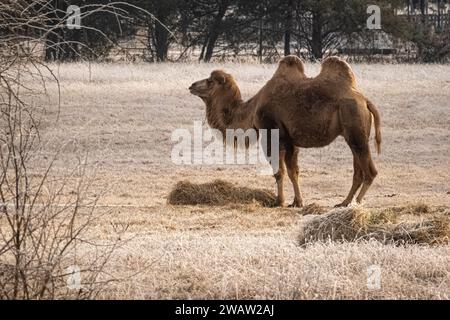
xmin=211 ymin=71 xmax=226 ymax=85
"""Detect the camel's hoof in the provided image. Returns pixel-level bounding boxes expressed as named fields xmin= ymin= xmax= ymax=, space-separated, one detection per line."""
xmin=288 ymin=201 xmax=303 ymax=208
xmin=334 ymin=202 xmax=350 ymax=208
xmin=273 ymin=198 xmax=286 ymax=207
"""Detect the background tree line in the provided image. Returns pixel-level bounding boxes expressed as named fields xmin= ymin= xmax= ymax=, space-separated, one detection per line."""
xmin=41 ymin=0 xmax=450 ymax=62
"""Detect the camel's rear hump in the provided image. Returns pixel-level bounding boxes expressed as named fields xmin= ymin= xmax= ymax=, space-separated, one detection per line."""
xmin=317 ymin=56 xmax=357 ymax=88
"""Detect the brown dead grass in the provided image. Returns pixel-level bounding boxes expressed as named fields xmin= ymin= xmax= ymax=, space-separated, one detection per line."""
xmin=298 ymin=203 xmax=327 ymax=215
xmin=24 ymin=63 xmax=450 ymax=299
xmin=298 ymin=206 xmax=450 ymax=246
xmin=390 ymin=202 xmax=431 ymax=215
xmin=167 ymin=179 xmax=277 ymax=207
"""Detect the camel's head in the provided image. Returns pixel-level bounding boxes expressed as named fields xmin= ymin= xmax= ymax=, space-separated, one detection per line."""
xmin=189 ymin=70 xmax=234 ymax=99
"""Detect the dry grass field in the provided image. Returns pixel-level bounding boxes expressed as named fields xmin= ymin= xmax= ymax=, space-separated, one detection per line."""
xmin=29 ymin=62 xmax=450 ymax=299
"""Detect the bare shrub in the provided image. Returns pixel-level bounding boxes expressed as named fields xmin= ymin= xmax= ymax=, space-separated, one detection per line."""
xmin=0 ymin=0 xmax=145 ymax=299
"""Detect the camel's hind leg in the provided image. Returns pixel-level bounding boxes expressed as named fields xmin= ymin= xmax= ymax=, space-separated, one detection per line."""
xmin=335 ymin=153 xmax=363 ymax=207
xmin=339 ymin=138 xmax=377 ymax=206
xmin=338 ymin=99 xmax=378 ymax=206
xmin=285 ymin=145 xmax=303 ymax=207
xmin=355 ymin=154 xmax=378 ymax=203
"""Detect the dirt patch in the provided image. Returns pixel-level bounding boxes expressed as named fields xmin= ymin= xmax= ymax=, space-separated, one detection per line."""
xmin=167 ymin=180 xmax=277 ymax=207
xmin=298 ymin=205 xmax=450 ymax=246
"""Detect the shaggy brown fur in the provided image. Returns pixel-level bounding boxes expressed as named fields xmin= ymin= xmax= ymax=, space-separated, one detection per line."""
xmin=252 ymin=55 xmax=307 ymax=103
xmin=189 ymin=56 xmax=382 ymax=207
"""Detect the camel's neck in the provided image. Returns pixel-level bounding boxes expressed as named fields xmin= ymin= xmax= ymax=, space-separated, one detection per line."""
xmin=205 ymin=85 xmax=255 ymax=135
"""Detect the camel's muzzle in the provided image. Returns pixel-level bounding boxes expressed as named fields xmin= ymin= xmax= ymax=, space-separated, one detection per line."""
xmin=189 ymin=81 xmax=207 ymax=96
xmin=188 ymin=84 xmax=197 ymax=95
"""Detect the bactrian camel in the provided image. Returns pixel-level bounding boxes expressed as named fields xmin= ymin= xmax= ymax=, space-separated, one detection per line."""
xmin=189 ymin=56 xmax=381 ymax=207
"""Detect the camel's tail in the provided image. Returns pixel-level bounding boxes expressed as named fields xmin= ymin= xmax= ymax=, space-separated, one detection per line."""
xmin=366 ymin=99 xmax=382 ymax=155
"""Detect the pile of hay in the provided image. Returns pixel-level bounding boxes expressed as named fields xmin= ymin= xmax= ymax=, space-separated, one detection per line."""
xmin=167 ymin=180 xmax=277 ymax=207
xmin=298 ymin=207 xmax=450 ymax=246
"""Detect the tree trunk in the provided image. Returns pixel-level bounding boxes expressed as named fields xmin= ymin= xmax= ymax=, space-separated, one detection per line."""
xmin=199 ymin=37 xmax=208 ymax=61
xmin=284 ymin=0 xmax=293 ymax=56
xmin=204 ymin=31 xmax=219 ymax=62
xmin=154 ymin=16 xmax=169 ymax=62
xmin=311 ymin=10 xmax=323 ymax=60
xmin=407 ymin=0 xmax=410 ymax=18
xmin=45 ymin=0 xmax=65 ymax=61
xmin=45 ymin=31 xmax=59 ymax=61
xmin=437 ymin=0 xmax=442 ymax=30
xmin=258 ymin=17 xmax=263 ymax=63
xmin=45 ymin=29 xmax=80 ymax=62
xmin=203 ymin=0 xmax=229 ymax=62
xmin=420 ymin=0 xmax=428 ymax=25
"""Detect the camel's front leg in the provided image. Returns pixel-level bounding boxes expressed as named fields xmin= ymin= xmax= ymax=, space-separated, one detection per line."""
xmin=285 ymin=146 xmax=303 ymax=207
xmin=273 ymin=149 xmax=286 ymax=207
